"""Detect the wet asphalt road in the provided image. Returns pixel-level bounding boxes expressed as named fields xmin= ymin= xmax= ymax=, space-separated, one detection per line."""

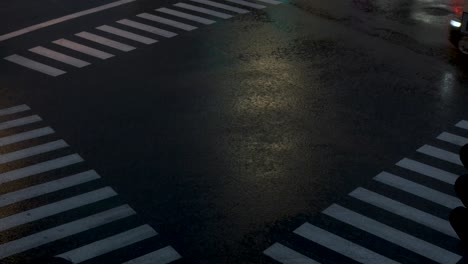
xmin=1 ymin=0 xmax=468 ymax=263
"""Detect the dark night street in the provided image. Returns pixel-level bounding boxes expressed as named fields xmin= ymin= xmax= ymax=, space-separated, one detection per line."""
xmin=1 ymin=0 xmax=468 ymax=263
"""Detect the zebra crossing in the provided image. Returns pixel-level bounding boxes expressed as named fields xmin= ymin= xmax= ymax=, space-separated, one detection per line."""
xmin=4 ymin=0 xmax=282 ymax=77
xmin=0 ymin=104 xmax=181 ymax=263
xmin=264 ymin=120 xmax=468 ymax=264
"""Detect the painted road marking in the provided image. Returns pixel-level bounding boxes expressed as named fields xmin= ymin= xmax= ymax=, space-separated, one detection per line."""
xmin=323 ymin=204 xmax=462 ymax=264
xmin=294 ymin=223 xmax=399 ymax=264
xmin=97 ymin=25 xmax=158 ymax=44
xmin=122 ymin=246 xmax=182 ymax=264
xmin=4 ymin=55 xmax=66 ymax=77
xmin=0 ymin=170 xmax=100 ymax=207
xmin=0 ymin=154 xmax=83 ymax=184
xmin=136 ymin=13 xmax=198 ymax=31
xmin=349 ymin=187 xmax=457 ymax=238
xmin=0 ymin=115 xmax=42 ymax=131
xmin=417 ymin=145 xmax=463 ymax=166
xmin=455 ymin=120 xmax=468 ymax=130
xmin=57 ymin=225 xmax=157 ymax=263
xmin=0 ymin=187 xmax=117 ymax=232
xmin=437 ymin=132 xmax=468 ymax=146
xmin=0 ymin=127 xmax=55 ymax=147
xmin=0 ymin=205 xmax=136 ymax=259
xmin=116 ymin=19 xmax=178 ymax=38
xmin=76 ymin=32 xmax=136 ymax=52
xmin=0 ymin=140 xmax=68 ymax=165
xmin=156 ymin=7 xmax=216 ymax=25
xmin=0 ymin=105 xmax=30 ymax=117
xmin=190 ymin=0 xmax=249 ymax=13
xmin=264 ymin=243 xmax=320 ymax=264
xmin=174 ymin=3 xmax=233 ymax=19
xmin=53 ymin=39 xmax=114 ymax=59
xmin=0 ymin=0 xmax=137 ymax=42
xmin=29 ymin=46 xmax=90 ymax=68
xmin=396 ymin=158 xmax=458 ymax=185
xmin=225 ymin=0 xmax=266 ymax=9
xmin=374 ymin=172 xmax=462 ymax=209
xmin=255 ymin=0 xmax=282 ymax=4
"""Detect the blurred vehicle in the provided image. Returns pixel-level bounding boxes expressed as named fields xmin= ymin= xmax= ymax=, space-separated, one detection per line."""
xmin=449 ymin=0 xmax=468 ymax=54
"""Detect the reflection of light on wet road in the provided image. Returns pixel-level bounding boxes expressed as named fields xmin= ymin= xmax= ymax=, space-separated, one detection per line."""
xmin=439 ymin=70 xmax=455 ymax=101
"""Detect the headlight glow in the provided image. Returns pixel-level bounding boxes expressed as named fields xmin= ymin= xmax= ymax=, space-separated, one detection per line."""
xmin=451 ymin=20 xmax=462 ymax=27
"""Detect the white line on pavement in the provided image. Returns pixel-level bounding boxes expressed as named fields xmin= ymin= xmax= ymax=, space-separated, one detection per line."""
xmin=225 ymin=0 xmax=266 ymax=9
xmin=437 ymin=132 xmax=468 ymax=147
xmin=76 ymin=32 xmax=136 ymax=51
xmin=122 ymin=246 xmax=182 ymax=264
xmin=0 ymin=105 xmax=30 ymax=117
xmin=174 ymin=3 xmax=233 ymax=19
xmin=136 ymin=13 xmax=197 ymax=31
xmin=0 ymin=115 xmax=42 ymax=131
xmin=0 ymin=154 xmax=84 ymax=184
xmin=0 ymin=0 xmax=137 ymax=42
xmin=53 ymin=39 xmax=114 ymax=59
xmin=323 ymin=204 xmax=462 ymax=264
xmin=294 ymin=223 xmax=399 ymax=264
xmin=396 ymin=158 xmax=458 ymax=185
xmin=0 ymin=127 xmax=55 ymax=147
xmin=190 ymin=0 xmax=249 ymax=14
xmin=455 ymin=120 xmax=468 ymax=130
xmin=0 ymin=140 xmax=68 ymax=165
xmin=374 ymin=172 xmax=462 ymax=209
xmin=0 ymin=205 xmax=136 ymax=259
xmin=0 ymin=170 xmax=100 ymax=207
xmin=29 ymin=46 xmax=90 ymax=68
xmin=97 ymin=25 xmax=157 ymax=44
xmin=57 ymin=225 xmax=157 ymax=263
xmin=417 ymin=145 xmax=463 ymax=166
xmin=117 ymin=19 xmax=177 ymax=38
xmin=156 ymin=8 xmax=216 ymax=25
xmin=264 ymin=243 xmax=320 ymax=264
xmin=254 ymin=0 xmax=282 ymax=5
xmin=349 ymin=187 xmax=457 ymax=238
xmin=4 ymin=55 xmax=66 ymax=77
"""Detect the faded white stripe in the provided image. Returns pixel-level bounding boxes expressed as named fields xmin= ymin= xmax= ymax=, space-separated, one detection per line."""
xmin=122 ymin=246 xmax=182 ymax=264
xmin=117 ymin=19 xmax=177 ymax=38
xmin=437 ymin=132 xmax=468 ymax=146
xmin=5 ymin=55 xmax=66 ymax=77
xmin=350 ymin=187 xmax=457 ymax=238
xmin=0 ymin=105 xmax=30 ymax=117
xmin=254 ymin=0 xmax=282 ymax=4
xmin=96 ymin=25 xmax=157 ymax=44
xmin=417 ymin=145 xmax=463 ymax=166
xmin=225 ymin=0 xmax=266 ymax=9
xmin=0 ymin=205 xmax=136 ymax=259
xmin=0 ymin=115 xmax=42 ymax=131
xmin=0 ymin=154 xmax=84 ymax=184
xmin=374 ymin=172 xmax=462 ymax=209
xmin=0 ymin=127 xmax=55 ymax=147
xmin=76 ymin=32 xmax=135 ymax=51
xmin=323 ymin=204 xmax=462 ymax=264
xmin=136 ymin=13 xmax=197 ymax=31
xmin=264 ymin=243 xmax=320 ymax=264
xmin=174 ymin=3 xmax=232 ymax=19
xmin=190 ymin=0 xmax=249 ymax=13
xmin=455 ymin=120 xmax=468 ymax=130
xmin=396 ymin=158 xmax=458 ymax=185
xmin=0 ymin=170 xmax=100 ymax=207
xmin=53 ymin=39 xmax=114 ymax=59
xmin=29 ymin=46 xmax=90 ymax=68
xmin=156 ymin=7 xmax=215 ymax=25
xmin=0 ymin=140 xmax=68 ymax=165
xmin=57 ymin=225 xmax=157 ymax=263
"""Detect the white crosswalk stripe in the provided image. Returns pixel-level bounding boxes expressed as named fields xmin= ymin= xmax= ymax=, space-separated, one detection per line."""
xmin=57 ymin=225 xmax=157 ymax=263
xmin=174 ymin=3 xmax=233 ymax=19
xmin=190 ymin=0 xmax=249 ymax=14
xmin=76 ymin=31 xmax=136 ymax=51
xmin=4 ymin=55 xmax=66 ymax=76
xmin=437 ymin=132 xmax=468 ymax=146
xmin=117 ymin=19 xmax=178 ymax=38
xmin=0 ymin=127 xmax=55 ymax=147
xmin=0 ymin=140 xmax=68 ymax=165
xmin=349 ymin=187 xmax=457 ymax=238
xmin=263 ymin=243 xmax=320 ymax=264
xmin=0 ymin=105 xmax=30 ymax=117
xmin=29 ymin=46 xmax=90 ymax=68
xmin=396 ymin=158 xmax=458 ymax=185
xmin=417 ymin=145 xmax=463 ymax=166
xmin=137 ymin=13 xmax=198 ymax=31
xmin=323 ymin=204 xmax=462 ymax=264
xmin=455 ymin=120 xmax=468 ymax=130
xmin=97 ymin=25 xmax=158 ymax=44
xmin=156 ymin=7 xmax=216 ymax=25
xmin=53 ymin=39 xmax=114 ymax=59
xmin=122 ymin=246 xmax=182 ymax=264
xmin=294 ymin=223 xmax=399 ymax=264
xmin=0 ymin=115 xmax=42 ymax=131
xmin=255 ymin=0 xmax=282 ymax=5
xmin=225 ymin=0 xmax=266 ymax=9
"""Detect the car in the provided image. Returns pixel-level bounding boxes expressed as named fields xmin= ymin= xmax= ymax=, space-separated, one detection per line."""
xmin=449 ymin=0 xmax=468 ymax=54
